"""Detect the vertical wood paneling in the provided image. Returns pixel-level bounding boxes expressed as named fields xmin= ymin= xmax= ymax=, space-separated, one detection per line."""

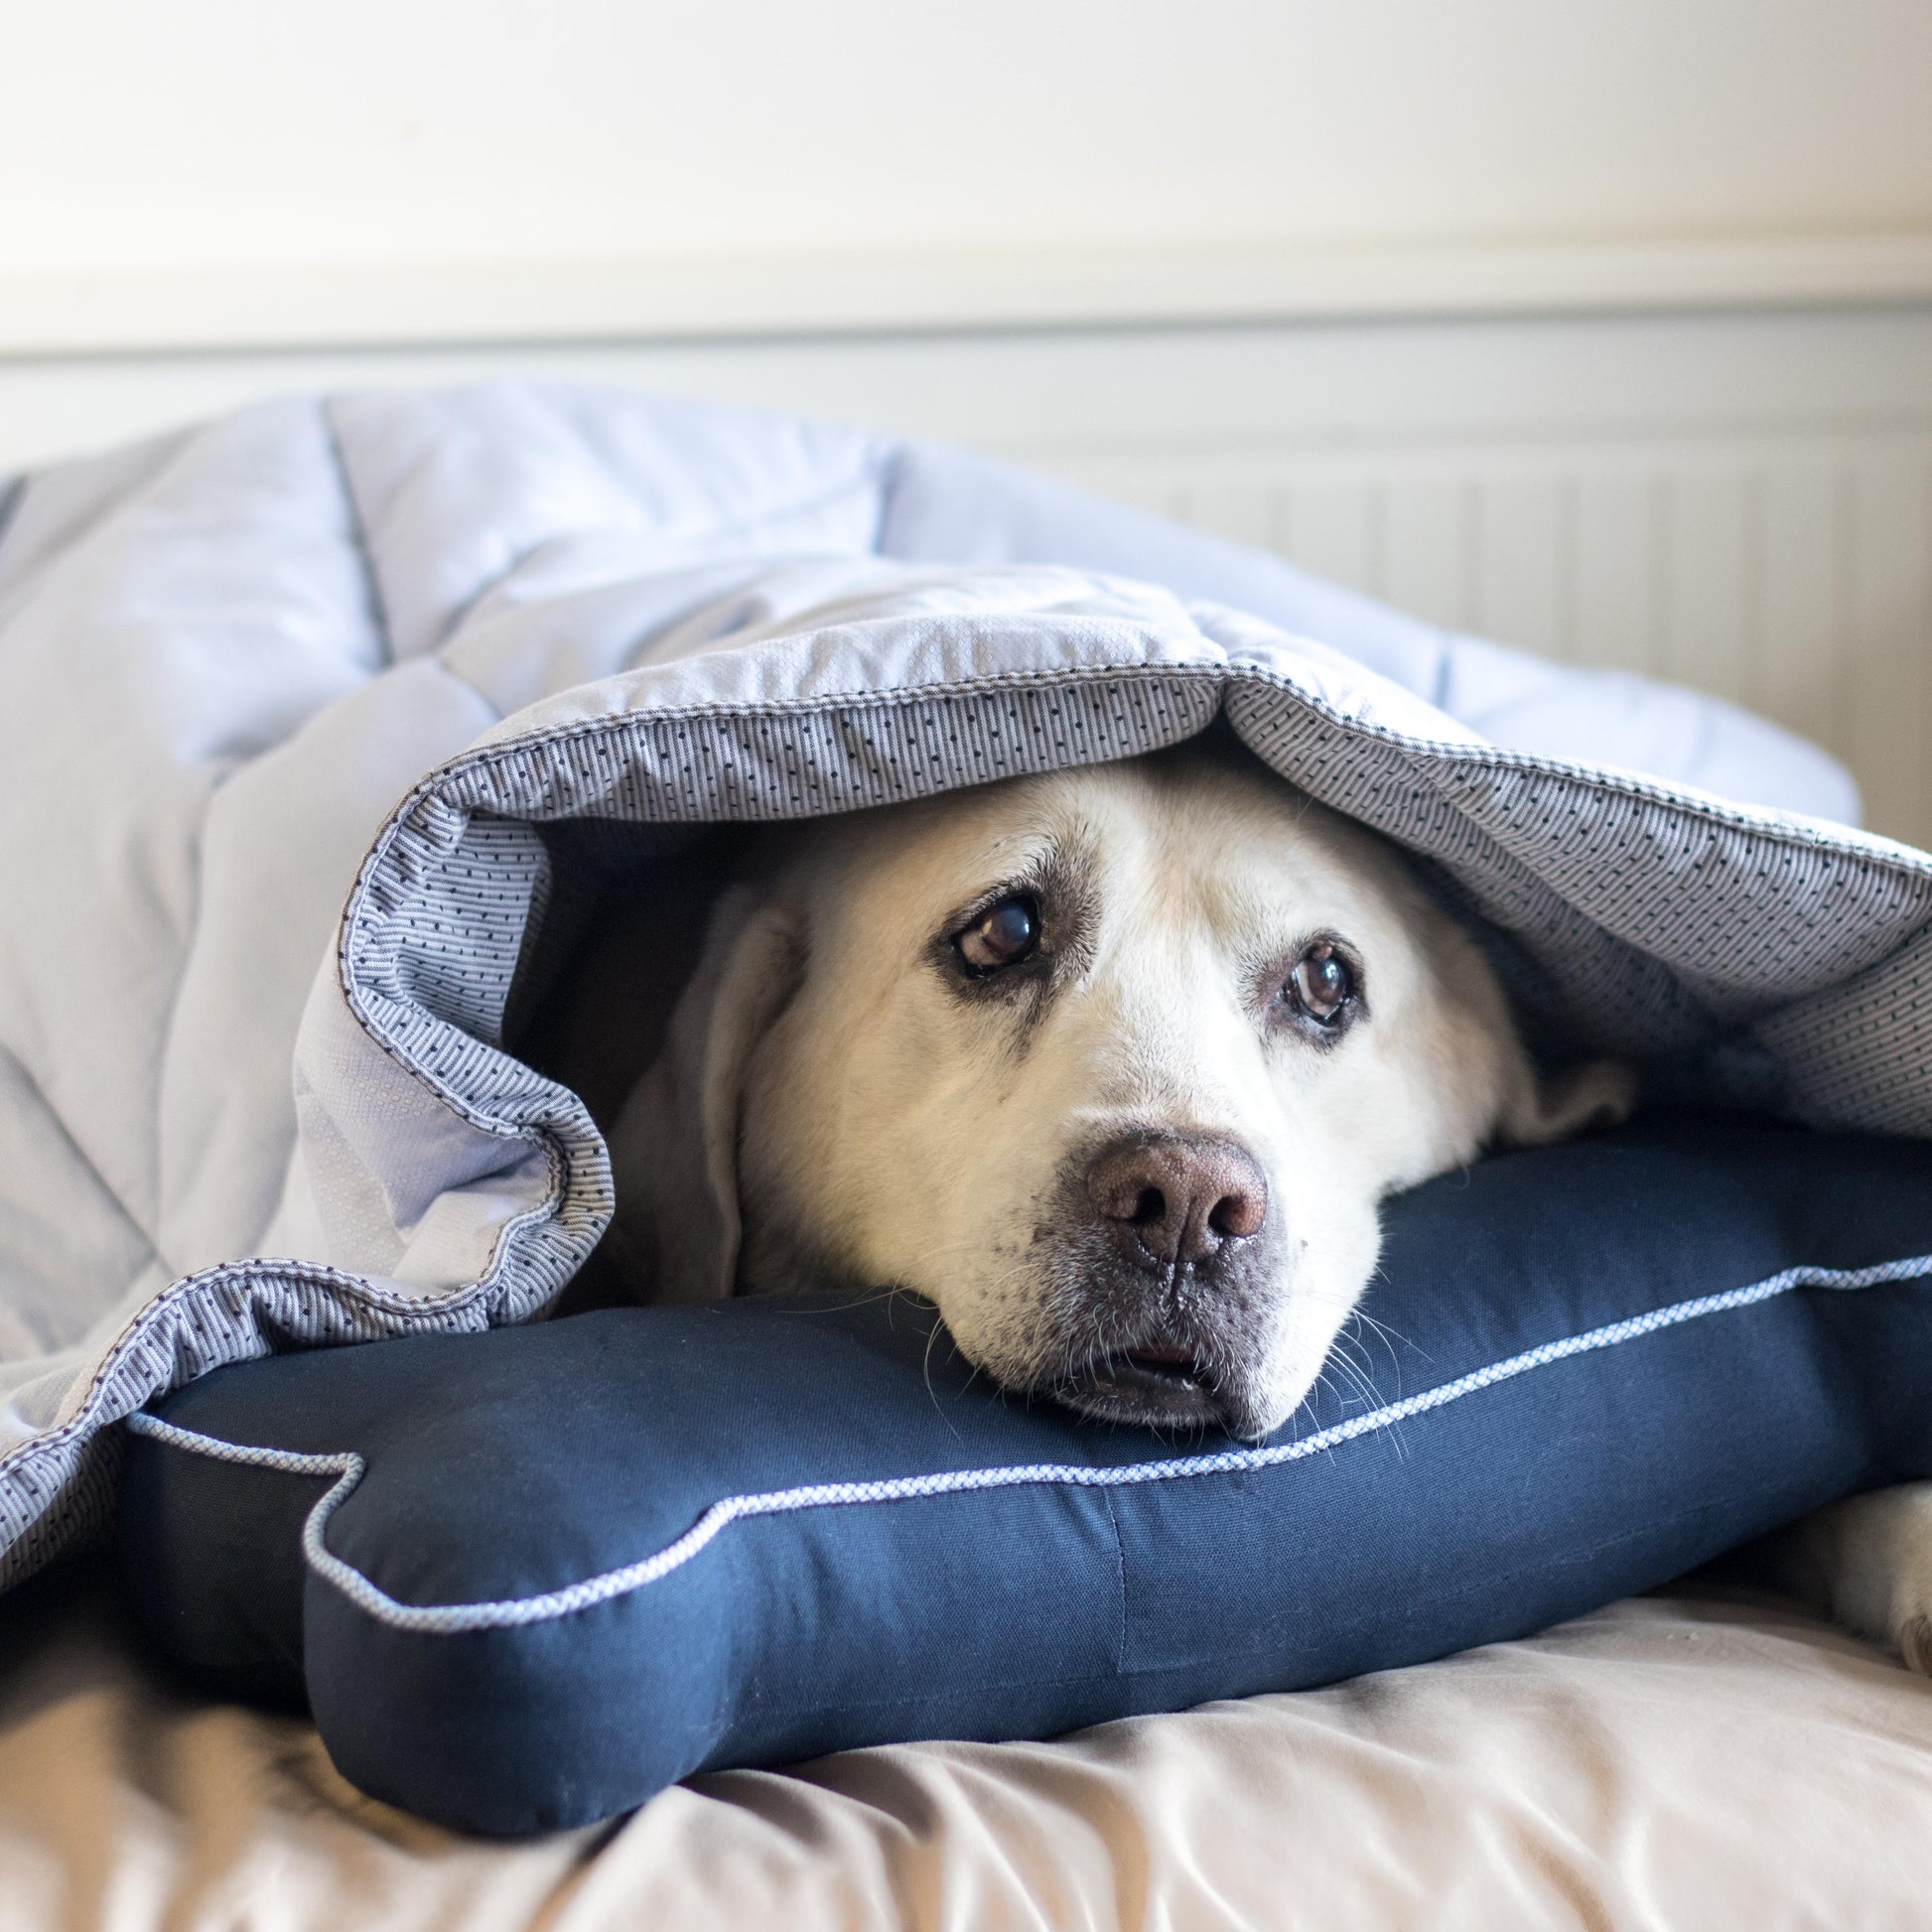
xmin=1755 ymin=464 xmax=1845 ymax=759
xmin=1380 ymin=478 xmax=1473 ymax=634
xmin=1034 ymin=433 xmax=1932 ymax=849
xmin=1179 ymin=483 xmax=1274 ymax=550
xmin=1659 ymin=471 xmax=1753 ymax=705
xmin=1569 ymin=473 xmax=1657 ymax=675
xmin=1845 ymin=456 xmax=1932 ymax=846
xmin=1280 ymin=482 xmax=1379 ymax=597
xmin=1474 ymin=477 xmax=1567 ymax=662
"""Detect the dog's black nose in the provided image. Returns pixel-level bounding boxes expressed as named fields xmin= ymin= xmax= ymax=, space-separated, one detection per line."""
xmin=1087 ymin=1133 xmax=1268 ymax=1271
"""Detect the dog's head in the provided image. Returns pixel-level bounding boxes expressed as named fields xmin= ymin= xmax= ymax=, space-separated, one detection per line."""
xmin=607 ymin=742 xmax=1633 ymax=1440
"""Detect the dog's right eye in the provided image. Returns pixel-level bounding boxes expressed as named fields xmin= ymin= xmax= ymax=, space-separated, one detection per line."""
xmin=1281 ymin=938 xmax=1360 ymax=1034
xmin=955 ymin=895 xmax=1040 ymax=976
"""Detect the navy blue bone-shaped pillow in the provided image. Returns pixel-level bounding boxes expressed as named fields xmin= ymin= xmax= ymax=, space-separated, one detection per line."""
xmin=117 ymin=1113 xmax=1932 ymax=1836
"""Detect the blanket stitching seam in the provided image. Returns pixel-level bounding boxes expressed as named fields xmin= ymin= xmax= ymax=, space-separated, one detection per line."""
xmin=424 ymin=659 xmax=1932 ymax=869
xmin=320 ymin=397 xmax=395 ymax=669
xmin=0 ymin=476 xmax=23 ymax=564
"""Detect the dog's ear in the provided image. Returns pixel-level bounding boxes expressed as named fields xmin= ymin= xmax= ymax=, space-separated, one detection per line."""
xmin=1498 ymin=1056 xmax=1640 ymax=1147
xmin=603 ymin=884 xmax=803 ymax=1303
xmin=1423 ymin=907 xmax=1639 ymax=1153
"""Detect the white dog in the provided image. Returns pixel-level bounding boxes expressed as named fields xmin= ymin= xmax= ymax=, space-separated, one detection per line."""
xmin=602 ymin=739 xmax=1634 ymax=1441
xmin=571 ymin=736 xmax=1932 ymax=1666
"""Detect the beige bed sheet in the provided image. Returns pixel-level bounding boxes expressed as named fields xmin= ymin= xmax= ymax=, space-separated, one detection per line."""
xmin=4 ymin=1556 xmax=1932 ymax=1932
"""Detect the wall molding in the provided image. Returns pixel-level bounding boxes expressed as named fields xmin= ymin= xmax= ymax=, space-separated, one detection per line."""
xmin=6 ymin=232 xmax=1932 ymax=358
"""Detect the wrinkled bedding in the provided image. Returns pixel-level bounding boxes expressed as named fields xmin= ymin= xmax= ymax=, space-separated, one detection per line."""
xmin=6 ymin=1559 xmax=1931 ymax=1930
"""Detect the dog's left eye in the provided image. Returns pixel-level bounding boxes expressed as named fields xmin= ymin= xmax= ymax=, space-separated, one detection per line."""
xmin=1286 ymin=941 xmax=1356 ymax=1027
xmin=955 ymin=895 xmax=1040 ymax=975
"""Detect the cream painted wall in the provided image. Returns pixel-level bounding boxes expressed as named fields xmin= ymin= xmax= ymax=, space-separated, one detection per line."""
xmin=4 ymin=0 xmax=1930 ymax=280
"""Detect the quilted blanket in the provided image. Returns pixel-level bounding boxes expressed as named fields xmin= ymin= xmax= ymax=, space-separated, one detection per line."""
xmin=0 ymin=381 xmax=1913 ymax=1591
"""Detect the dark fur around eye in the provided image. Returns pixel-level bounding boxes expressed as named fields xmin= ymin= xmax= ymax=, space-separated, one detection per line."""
xmin=930 ymin=848 xmax=1095 ymax=1027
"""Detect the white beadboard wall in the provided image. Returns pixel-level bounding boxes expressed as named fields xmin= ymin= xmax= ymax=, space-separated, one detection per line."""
xmin=4 ymin=301 xmax=1930 ymax=845
xmin=1056 ymin=435 xmax=1932 ymax=849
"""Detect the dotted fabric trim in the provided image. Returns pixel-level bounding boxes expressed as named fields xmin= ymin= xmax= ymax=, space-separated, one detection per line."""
xmin=124 ymin=1249 xmax=1932 ymax=1636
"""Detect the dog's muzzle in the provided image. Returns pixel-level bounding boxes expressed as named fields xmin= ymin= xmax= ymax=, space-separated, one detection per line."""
xmin=1047 ymin=1131 xmax=1280 ymax=1440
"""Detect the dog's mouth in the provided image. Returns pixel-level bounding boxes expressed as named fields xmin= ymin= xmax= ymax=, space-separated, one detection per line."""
xmin=1052 ymin=1342 xmax=1229 ymax=1433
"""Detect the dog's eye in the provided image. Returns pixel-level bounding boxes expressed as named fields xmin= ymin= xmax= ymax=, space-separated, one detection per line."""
xmin=955 ymin=895 xmax=1040 ymax=975
xmin=1287 ymin=941 xmax=1355 ymax=1026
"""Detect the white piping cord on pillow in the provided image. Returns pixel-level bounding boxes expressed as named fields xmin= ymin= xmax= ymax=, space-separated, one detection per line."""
xmin=124 ymin=1253 xmax=1932 ymax=1637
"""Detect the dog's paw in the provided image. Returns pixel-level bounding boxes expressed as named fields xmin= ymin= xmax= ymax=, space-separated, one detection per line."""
xmin=1861 ymin=1488 xmax=1932 ymax=1671
xmin=1775 ymin=1481 xmax=1932 ymax=1669
xmin=1900 ymin=1613 xmax=1932 ymax=1677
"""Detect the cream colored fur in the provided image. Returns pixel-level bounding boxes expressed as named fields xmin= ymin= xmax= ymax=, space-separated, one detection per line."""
xmin=607 ymin=742 xmax=1635 ymax=1439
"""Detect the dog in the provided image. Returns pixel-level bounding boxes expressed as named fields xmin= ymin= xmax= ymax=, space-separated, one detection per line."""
xmin=599 ymin=737 xmax=1636 ymax=1442
xmin=554 ymin=734 xmax=1932 ymax=1668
